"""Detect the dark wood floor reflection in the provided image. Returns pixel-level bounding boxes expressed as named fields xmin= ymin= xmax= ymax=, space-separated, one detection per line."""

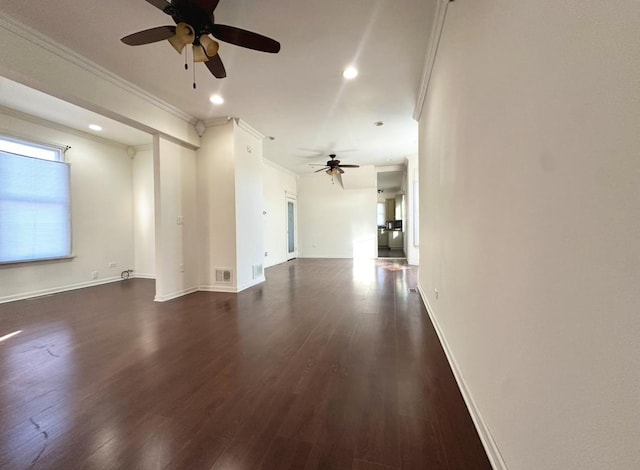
xmin=0 ymin=259 xmax=490 ymax=469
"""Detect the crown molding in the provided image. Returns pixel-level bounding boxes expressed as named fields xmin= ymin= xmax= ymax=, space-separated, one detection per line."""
xmin=413 ymin=0 xmax=452 ymax=121
xmin=376 ymin=164 xmax=406 ymax=173
xmin=0 ymin=14 xmax=195 ymax=125
xmin=0 ymin=105 xmax=129 ymax=150
xmin=204 ymin=116 xmax=233 ymax=128
xmin=233 ymin=118 xmax=265 ymax=140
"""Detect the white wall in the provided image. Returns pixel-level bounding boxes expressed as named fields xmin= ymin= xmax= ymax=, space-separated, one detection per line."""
xmin=262 ymin=160 xmax=297 ymax=268
xmin=233 ymin=121 xmax=265 ymax=289
xmin=132 ymin=145 xmax=155 ymax=278
xmin=153 ymin=136 xmax=198 ymax=301
xmin=405 ymin=154 xmax=419 ymax=265
xmin=0 ymin=111 xmax=134 ymax=302
xmin=196 ymin=122 xmax=237 ymax=291
xmin=298 ymin=166 xmax=377 ymax=259
xmin=418 ymin=1 xmax=640 ymax=469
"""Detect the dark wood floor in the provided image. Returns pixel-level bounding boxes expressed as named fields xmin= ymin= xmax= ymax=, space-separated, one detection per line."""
xmin=0 ymin=259 xmax=490 ymax=470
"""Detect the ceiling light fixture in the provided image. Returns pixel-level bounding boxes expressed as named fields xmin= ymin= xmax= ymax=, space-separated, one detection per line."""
xmin=89 ymin=124 xmax=102 ymax=131
xmin=343 ymin=66 xmax=358 ymax=80
xmin=374 ymin=121 xmax=384 ymax=127
xmin=209 ymin=94 xmax=224 ymax=105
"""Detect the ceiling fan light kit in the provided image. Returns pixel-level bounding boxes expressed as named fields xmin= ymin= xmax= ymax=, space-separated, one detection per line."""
xmin=195 ymin=35 xmax=220 ymax=61
xmin=168 ymin=22 xmax=195 ymax=53
xmin=311 ymin=153 xmax=360 ymax=179
xmin=121 ymin=0 xmax=281 ymax=82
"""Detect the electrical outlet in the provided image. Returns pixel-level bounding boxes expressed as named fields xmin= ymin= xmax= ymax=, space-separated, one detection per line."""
xmin=179 ymin=264 xmax=184 ymax=272
xmin=434 ymin=288 xmax=439 ymax=299
xmin=108 ymin=262 xmax=116 ymax=268
xmin=176 ymin=216 xmax=184 ymax=225
xmin=91 ymin=271 xmax=98 ymax=280
xmin=264 ymin=251 xmax=268 ymax=256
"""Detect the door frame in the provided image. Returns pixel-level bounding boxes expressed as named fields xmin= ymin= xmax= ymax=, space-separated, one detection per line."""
xmin=285 ymin=192 xmax=297 ymax=260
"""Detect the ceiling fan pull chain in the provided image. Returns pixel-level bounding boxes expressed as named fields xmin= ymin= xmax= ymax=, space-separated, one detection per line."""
xmin=193 ymin=55 xmax=197 ymax=89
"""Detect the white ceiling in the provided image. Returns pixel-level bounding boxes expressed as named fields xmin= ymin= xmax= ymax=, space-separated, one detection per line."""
xmin=0 ymin=0 xmax=435 ymax=174
xmin=0 ymin=77 xmax=152 ymax=147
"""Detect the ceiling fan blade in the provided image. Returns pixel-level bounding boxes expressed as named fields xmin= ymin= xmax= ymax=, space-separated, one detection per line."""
xmin=144 ymin=0 xmax=174 ymax=14
xmin=205 ymin=53 xmax=227 ymax=78
xmin=338 ymin=164 xmax=360 ymax=168
xmin=121 ymin=26 xmax=176 ymax=45
xmin=211 ymin=24 xmax=280 ymax=53
xmin=191 ymin=0 xmax=221 ymax=13
xmin=338 ymin=168 xmax=345 ymax=174
xmin=314 ymin=167 xmax=330 ymax=173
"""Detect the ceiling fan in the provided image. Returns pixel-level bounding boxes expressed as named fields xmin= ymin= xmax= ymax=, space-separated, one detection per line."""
xmin=121 ymin=0 xmax=280 ymax=82
xmin=311 ymin=154 xmax=360 ymax=176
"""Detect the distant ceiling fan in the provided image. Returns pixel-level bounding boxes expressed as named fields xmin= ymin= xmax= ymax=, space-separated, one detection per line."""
xmin=310 ymin=154 xmax=360 ymax=176
xmin=121 ymin=0 xmax=280 ymax=82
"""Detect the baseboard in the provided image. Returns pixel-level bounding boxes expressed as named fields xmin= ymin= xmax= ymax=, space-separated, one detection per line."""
xmin=237 ymin=276 xmax=265 ymax=292
xmin=198 ymin=284 xmax=237 ymax=293
xmin=199 ymin=275 xmax=266 ymax=294
xmin=417 ymin=285 xmax=507 ymax=470
xmin=0 ymin=276 xmax=122 ymax=304
xmin=154 ymin=286 xmax=199 ymax=302
xmin=133 ymin=273 xmax=156 ymax=279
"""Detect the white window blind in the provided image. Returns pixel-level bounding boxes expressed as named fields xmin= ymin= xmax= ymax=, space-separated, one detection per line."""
xmin=0 ymin=147 xmax=71 ymax=263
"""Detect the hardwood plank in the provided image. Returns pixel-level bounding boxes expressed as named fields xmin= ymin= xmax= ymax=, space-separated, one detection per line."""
xmin=0 ymin=259 xmax=491 ymax=469
xmin=353 ymin=458 xmax=400 ymax=470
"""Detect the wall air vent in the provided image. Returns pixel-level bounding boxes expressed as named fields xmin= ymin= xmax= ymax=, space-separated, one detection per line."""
xmin=215 ymin=268 xmax=233 ymax=284
xmin=252 ymin=264 xmax=263 ymax=279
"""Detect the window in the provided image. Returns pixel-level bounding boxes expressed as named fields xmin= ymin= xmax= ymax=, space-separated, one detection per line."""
xmin=0 ymin=136 xmax=71 ymax=263
xmin=377 ymin=202 xmax=385 ymax=227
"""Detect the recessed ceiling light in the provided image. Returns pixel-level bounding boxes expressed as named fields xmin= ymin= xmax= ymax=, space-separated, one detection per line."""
xmin=89 ymin=124 xmax=102 ymax=131
xmin=343 ymin=66 xmax=358 ymax=80
xmin=267 ymin=136 xmax=275 ymax=141
xmin=209 ymin=94 xmax=224 ymax=105
xmin=374 ymin=121 xmax=384 ymax=127
xmin=386 ymin=158 xmax=392 ymax=162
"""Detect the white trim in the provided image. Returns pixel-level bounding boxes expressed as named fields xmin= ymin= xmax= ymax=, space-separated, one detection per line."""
xmin=413 ymin=0 xmax=451 ymax=121
xmin=417 ymin=284 xmax=507 ymax=470
xmin=133 ymin=273 xmax=156 ymax=280
xmin=233 ymin=118 xmax=264 ymax=140
xmin=199 ymin=284 xmax=238 ymax=293
xmin=204 ymin=116 xmax=232 ymax=128
xmin=376 ymin=164 xmax=406 ymax=174
xmin=236 ymin=276 xmax=265 ymax=292
xmin=199 ymin=275 xmax=265 ymax=294
xmin=0 ymin=276 xmax=122 ymax=304
xmin=285 ymin=194 xmax=298 ymax=261
xmin=0 ymin=14 xmax=194 ymax=124
xmin=154 ymin=286 xmax=199 ymax=302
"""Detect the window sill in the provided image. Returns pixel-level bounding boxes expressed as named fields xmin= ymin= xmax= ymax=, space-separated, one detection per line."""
xmin=0 ymin=255 xmax=76 ymax=267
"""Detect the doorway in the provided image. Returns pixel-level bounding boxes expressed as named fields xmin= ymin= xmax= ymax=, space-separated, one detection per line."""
xmin=376 ymin=169 xmax=406 ymax=259
xmin=286 ymin=194 xmax=297 ymax=260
